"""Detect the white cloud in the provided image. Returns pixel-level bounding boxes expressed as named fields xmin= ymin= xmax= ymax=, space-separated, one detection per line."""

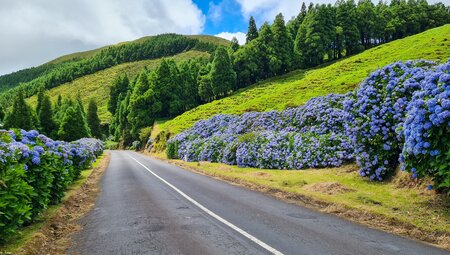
xmin=215 ymin=32 xmax=246 ymax=45
xmin=208 ymin=1 xmax=223 ymax=24
xmin=0 ymin=0 xmax=205 ymax=75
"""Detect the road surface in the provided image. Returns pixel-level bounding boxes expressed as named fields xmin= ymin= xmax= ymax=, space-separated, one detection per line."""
xmin=69 ymin=150 xmax=449 ymax=255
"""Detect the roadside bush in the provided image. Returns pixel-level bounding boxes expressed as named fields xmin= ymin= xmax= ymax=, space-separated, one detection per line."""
xmin=0 ymin=129 xmax=103 ymax=243
xmin=344 ymin=61 xmax=435 ymax=180
xmin=401 ymin=61 xmax=450 ymax=193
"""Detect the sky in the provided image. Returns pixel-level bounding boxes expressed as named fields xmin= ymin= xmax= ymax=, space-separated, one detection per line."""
xmin=0 ymin=0 xmax=448 ymax=75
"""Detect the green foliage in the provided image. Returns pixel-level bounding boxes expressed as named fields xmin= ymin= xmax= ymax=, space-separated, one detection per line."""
xmin=272 ymin=13 xmax=293 ymax=74
xmin=27 ymin=50 xmax=210 ymax=123
xmin=128 ymin=73 xmax=161 ymax=138
xmin=210 ymin=47 xmax=236 ymax=97
xmin=0 ymin=158 xmax=33 ymax=241
xmin=198 ymin=64 xmax=214 ymax=102
xmin=108 ymin=75 xmax=129 ymax=115
xmin=58 ymin=106 xmax=91 ymax=142
xmin=87 ymin=99 xmax=102 ymax=139
xmin=3 ymin=90 xmax=35 ymax=130
xmin=37 ymin=93 xmax=57 ymax=137
xmin=246 ymin=16 xmax=259 ymax=43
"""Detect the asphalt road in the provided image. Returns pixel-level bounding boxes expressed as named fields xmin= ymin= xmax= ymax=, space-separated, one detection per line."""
xmin=69 ymin=150 xmax=449 ymax=255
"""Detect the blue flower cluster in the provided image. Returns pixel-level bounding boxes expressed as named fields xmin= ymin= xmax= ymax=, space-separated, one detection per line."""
xmin=400 ymin=60 xmax=450 ymax=191
xmin=344 ymin=60 xmax=436 ymax=180
xmin=0 ymin=129 xmax=103 ymax=241
xmin=168 ymin=94 xmax=354 ymax=169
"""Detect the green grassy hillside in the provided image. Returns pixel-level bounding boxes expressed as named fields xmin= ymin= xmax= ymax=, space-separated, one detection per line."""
xmin=161 ymin=25 xmax=450 ymax=135
xmin=27 ymin=50 xmax=210 ymax=122
xmin=46 ymin=35 xmax=227 ymax=65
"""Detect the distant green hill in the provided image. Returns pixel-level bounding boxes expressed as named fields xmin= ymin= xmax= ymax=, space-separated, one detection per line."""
xmin=26 ymin=50 xmax=210 ymax=122
xmin=0 ymin=34 xmax=228 ymax=105
xmin=161 ymin=25 xmax=450 ymax=135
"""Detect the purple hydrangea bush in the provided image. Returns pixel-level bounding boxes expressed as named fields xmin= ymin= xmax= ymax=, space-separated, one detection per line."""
xmin=344 ymin=61 xmax=436 ymax=181
xmin=0 ymin=129 xmax=103 ymax=242
xmin=167 ymin=94 xmax=354 ymax=169
xmin=400 ymin=61 xmax=450 ymax=192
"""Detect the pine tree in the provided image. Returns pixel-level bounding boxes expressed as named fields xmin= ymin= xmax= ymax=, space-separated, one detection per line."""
xmin=87 ymin=99 xmax=102 ymax=138
xmin=210 ymin=47 xmax=237 ymax=98
xmin=287 ymin=2 xmax=308 ymax=41
xmin=272 ymin=13 xmax=293 ymax=74
xmin=230 ymin=37 xmax=240 ymax=52
xmin=38 ymin=94 xmax=57 ymax=137
xmin=336 ymin=0 xmax=361 ymax=55
xmin=295 ymin=6 xmax=327 ymax=67
xmin=128 ymin=72 xmax=162 ymax=139
xmin=198 ymin=64 xmax=214 ymax=102
xmin=0 ymin=105 xmax=4 ymax=122
xmin=57 ymin=105 xmax=91 ymax=141
xmin=4 ymin=90 xmax=35 ymax=130
xmin=36 ymin=87 xmax=45 ymax=116
xmin=357 ymin=0 xmax=376 ymax=48
xmin=108 ymin=74 xmax=129 ymax=114
xmin=256 ymin=22 xmax=280 ymax=78
xmin=246 ymin=16 xmax=259 ymax=43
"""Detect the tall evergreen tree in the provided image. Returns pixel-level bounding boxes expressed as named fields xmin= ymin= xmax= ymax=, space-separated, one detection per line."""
xmin=272 ymin=13 xmax=293 ymax=74
xmin=246 ymin=16 xmax=259 ymax=43
xmin=38 ymin=94 xmax=57 ymax=136
xmin=287 ymin=2 xmax=308 ymax=41
xmin=3 ymin=90 xmax=35 ymax=130
xmin=210 ymin=47 xmax=237 ymax=98
xmin=87 ymin=99 xmax=102 ymax=138
xmin=256 ymin=22 xmax=280 ymax=78
xmin=57 ymin=105 xmax=90 ymax=141
xmin=128 ymin=72 xmax=162 ymax=139
xmin=0 ymin=105 xmax=4 ymax=122
xmin=336 ymin=0 xmax=361 ymax=55
xmin=36 ymin=87 xmax=45 ymax=116
xmin=108 ymin=74 xmax=129 ymax=114
xmin=198 ymin=64 xmax=214 ymax=102
xmin=357 ymin=0 xmax=376 ymax=48
xmin=230 ymin=37 xmax=240 ymax=52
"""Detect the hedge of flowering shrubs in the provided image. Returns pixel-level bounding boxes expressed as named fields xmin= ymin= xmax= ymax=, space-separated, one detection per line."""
xmin=0 ymin=130 xmax=103 ymax=242
xmin=167 ymin=94 xmax=354 ymax=169
xmin=400 ymin=61 xmax=450 ymax=191
xmin=167 ymin=59 xmax=450 ymax=194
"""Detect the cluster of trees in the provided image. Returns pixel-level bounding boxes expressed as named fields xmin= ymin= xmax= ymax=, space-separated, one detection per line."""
xmin=0 ymin=34 xmax=219 ymax=108
xmin=234 ymin=0 xmax=450 ymax=87
xmin=1 ymin=89 xmax=101 ymax=141
xmin=0 ymin=63 xmax=56 ymax=93
xmin=109 ymin=48 xmax=237 ymax=145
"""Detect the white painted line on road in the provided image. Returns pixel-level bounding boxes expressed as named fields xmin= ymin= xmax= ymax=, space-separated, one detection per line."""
xmin=128 ymin=155 xmax=284 ymax=255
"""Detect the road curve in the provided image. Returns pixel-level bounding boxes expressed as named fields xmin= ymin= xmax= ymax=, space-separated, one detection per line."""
xmin=69 ymin=150 xmax=449 ymax=255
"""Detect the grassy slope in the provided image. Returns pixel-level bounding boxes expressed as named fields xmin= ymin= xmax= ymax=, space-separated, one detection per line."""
xmin=162 ymin=25 xmax=450 ymax=135
xmin=27 ymin=50 xmax=210 ymax=122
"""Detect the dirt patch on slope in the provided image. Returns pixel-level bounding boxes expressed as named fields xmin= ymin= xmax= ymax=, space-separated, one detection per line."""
xmin=303 ymin=182 xmax=355 ymax=195
xmin=14 ymin=152 xmax=110 ymax=255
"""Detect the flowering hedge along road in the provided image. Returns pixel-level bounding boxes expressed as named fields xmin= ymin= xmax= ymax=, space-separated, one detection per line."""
xmin=0 ymin=129 xmax=103 ymax=242
xmin=168 ymin=59 xmax=450 ymax=194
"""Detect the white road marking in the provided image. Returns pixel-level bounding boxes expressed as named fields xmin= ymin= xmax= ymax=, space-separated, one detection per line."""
xmin=128 ymin=154 xmax=284 ymax=255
